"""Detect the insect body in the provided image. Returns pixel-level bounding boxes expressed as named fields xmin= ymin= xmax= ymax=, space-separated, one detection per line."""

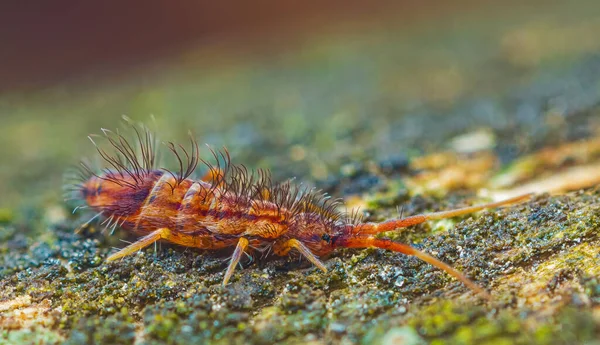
xmin=68 ymin=125 xmax=530 ymax=298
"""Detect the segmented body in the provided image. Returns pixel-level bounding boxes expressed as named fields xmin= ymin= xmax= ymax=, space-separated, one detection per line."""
xmin=67 ymin=123 xmax=531 ymax=295
xmin=87 ymin=168 xmax=339 ymax=257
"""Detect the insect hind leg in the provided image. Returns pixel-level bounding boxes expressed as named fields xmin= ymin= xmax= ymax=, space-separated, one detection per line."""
xmin=222 ymin=237 xmax=249 ymax=286
xmin=106 ymin=228 xmax=171 ymax=262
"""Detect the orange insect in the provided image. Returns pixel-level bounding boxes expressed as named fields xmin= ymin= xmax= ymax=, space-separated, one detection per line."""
xmin=65 ymin=124 xmax=530 ymax=298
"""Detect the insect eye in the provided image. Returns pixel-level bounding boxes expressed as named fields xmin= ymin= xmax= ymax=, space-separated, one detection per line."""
xmin=321 ymin=234 xmax=331 ymax=243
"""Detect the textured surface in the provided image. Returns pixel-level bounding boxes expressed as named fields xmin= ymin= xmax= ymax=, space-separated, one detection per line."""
xmin=1 ymin=1 xmax=600 ymax=344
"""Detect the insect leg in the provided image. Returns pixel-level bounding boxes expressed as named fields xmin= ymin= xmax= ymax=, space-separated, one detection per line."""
xmin=281 ymin=239 xmax=327 ymax=273
xmin=338 ymin=236 xmax=490 ymax=299
xmin=222 ymin=237 xmax=249 ymax=286
xmin=354 ymin=193 xmax=532 ymax=234
xmin=106 ymin=228 xmax=170 ymax=262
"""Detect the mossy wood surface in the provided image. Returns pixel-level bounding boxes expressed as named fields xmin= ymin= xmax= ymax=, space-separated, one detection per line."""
xmin=1 ymin=1 xmax=600 ymax=344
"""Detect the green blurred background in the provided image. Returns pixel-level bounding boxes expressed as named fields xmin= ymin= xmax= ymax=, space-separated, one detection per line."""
xmin=2 ymin=0 xmax=600 ymax=210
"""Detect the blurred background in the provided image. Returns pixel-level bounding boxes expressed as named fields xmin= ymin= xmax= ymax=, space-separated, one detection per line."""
xmin=2 ymin=0 xmax=600 ymax=210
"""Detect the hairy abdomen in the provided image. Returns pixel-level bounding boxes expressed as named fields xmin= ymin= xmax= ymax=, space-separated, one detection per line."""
xmin=108 ymin=170 xmax=290 ymax=249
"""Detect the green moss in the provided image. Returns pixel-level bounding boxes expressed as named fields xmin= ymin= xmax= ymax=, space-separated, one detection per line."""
xmin=0 ymin=209 xmax=14 ymax=225
xmin=65 ymin=311 xmax=135 ymax=345
xmin=405 ymin=300 xmax=599 ymax=345
xmin=1 ymin=328 xmax=63 ymax=345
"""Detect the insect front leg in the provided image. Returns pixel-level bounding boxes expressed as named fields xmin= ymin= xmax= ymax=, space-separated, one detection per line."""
xmin=273 ymin=239 xmax=327 ymax=273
